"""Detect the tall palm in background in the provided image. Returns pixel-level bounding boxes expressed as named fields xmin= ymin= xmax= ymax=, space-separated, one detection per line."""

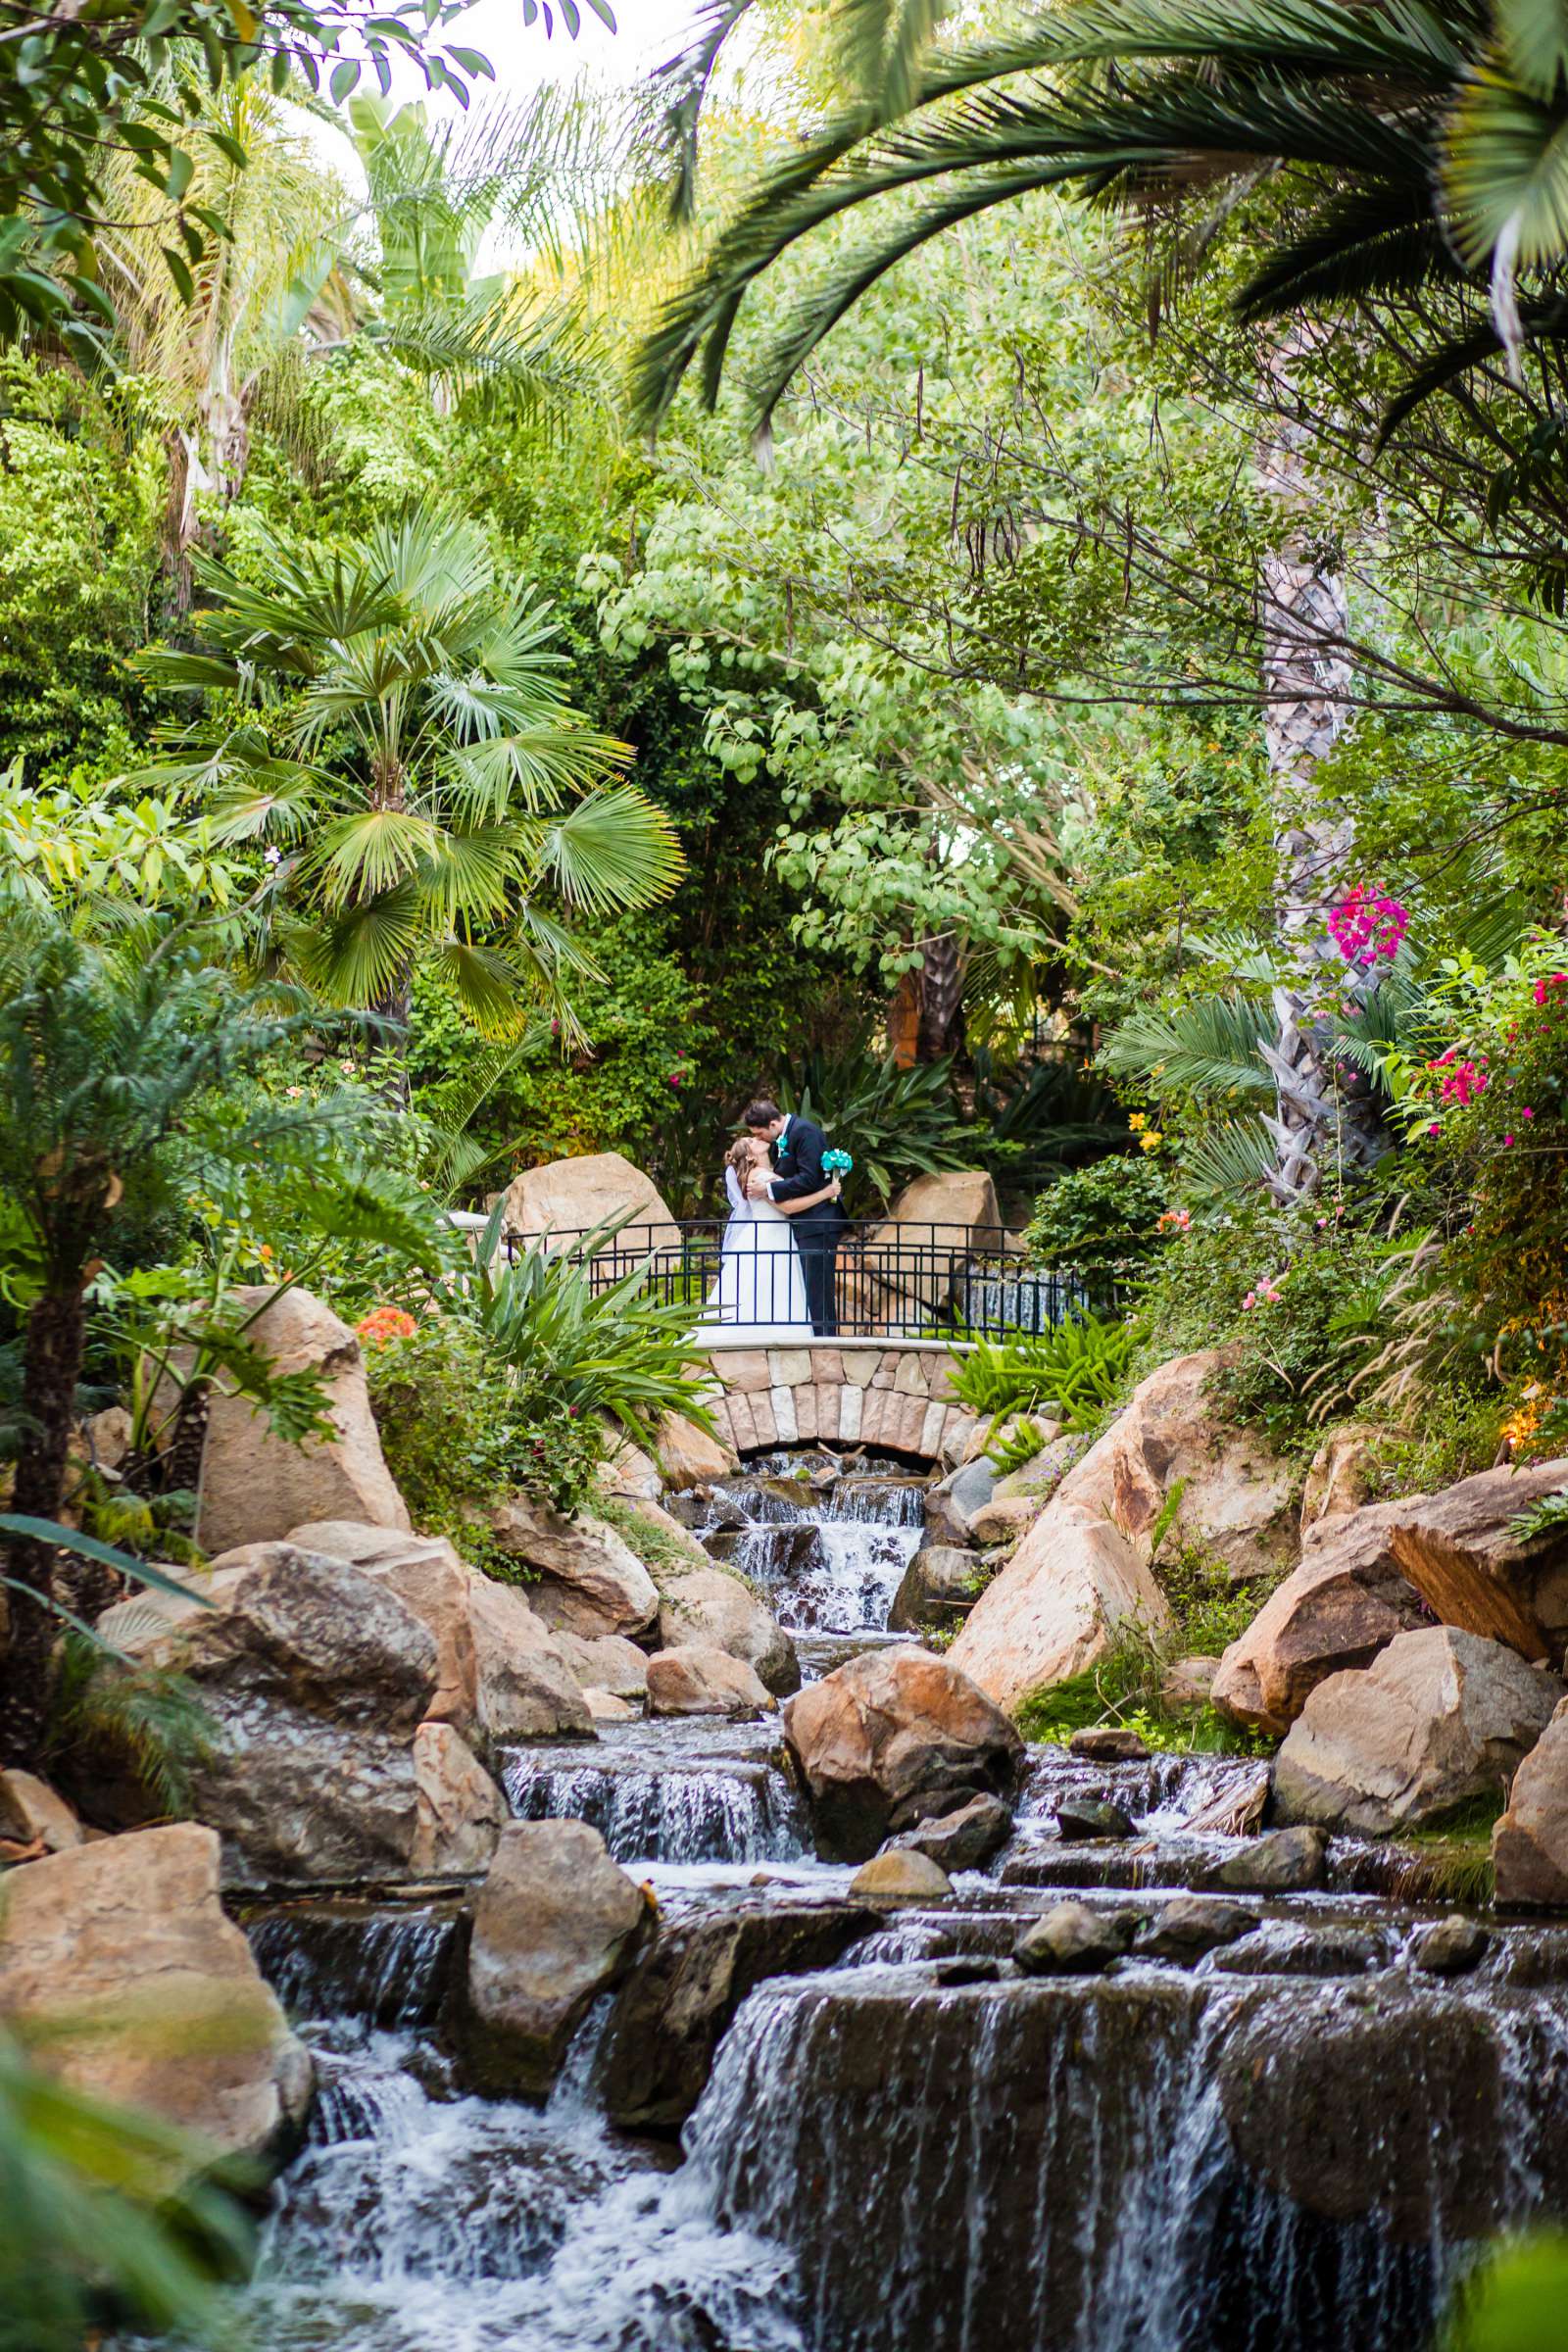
xmin=134 ymin=506 xmax=680 ymax=1049
xmin=630 ymin=0 xmax=1568 ymax=1200
xmin=98 ymin=77 xmax=355 ymax=600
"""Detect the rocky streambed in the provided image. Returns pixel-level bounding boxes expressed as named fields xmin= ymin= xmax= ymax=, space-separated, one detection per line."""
xmin=198 ymin=1452 xmax=1568 ymax=2352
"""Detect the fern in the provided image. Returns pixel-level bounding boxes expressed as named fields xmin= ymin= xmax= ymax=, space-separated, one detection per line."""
xmin=45 ymin=1634 xmax=216 ymax=1819
xmin=1510 ymin=1489 xmax=1568 ymax=1543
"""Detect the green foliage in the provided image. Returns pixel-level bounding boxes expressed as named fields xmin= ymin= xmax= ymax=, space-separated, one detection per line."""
xmin=1509 ymin=1488 xmax=1568 ymax=1543
xmin=984 ymin=1414 xmax=1050 ymax=1474
xmin=1023 ymin=1156 xmax=1168 ymax=1270
xmin=467 ymin=1221 xmax=717 ymax=1445
xmin=951 ymin=1315 xmax=1142 ymax=1432
xmin=779 ymin=1040 xmax=978 ymax=1212
xmin=45 ymin=1631 xmax=214 ymax=1820
xmin=1443 ymin=2232 xmax=1568 ymax=2351
xmin=0 ymin=2025 xmax=254 ymax=2351
xmin=134 ymin=505 xmax=679 ymax=1044
xmin=364 ymin=1312 xmax=605 ymax=1555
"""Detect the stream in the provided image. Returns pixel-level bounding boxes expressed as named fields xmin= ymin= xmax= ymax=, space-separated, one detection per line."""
xmin=229 ymin=1453 xmax=1568 ymax=2351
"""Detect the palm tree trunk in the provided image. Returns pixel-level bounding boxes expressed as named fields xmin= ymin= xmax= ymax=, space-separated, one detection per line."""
xmin=0 ymin=1285 xmax=86 ymax=1768
xmin=1254 ymin=334 xmax=1381 ymax=1204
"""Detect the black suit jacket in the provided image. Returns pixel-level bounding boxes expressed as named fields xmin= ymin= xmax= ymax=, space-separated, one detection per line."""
xmin=770 ymin=1116 xmax=850 ymax=1227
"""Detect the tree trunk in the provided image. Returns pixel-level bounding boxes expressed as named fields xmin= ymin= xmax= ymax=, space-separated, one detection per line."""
xmin=1255 ymin=334 xmax=1382 ymax=1204
xmin=0 ymin=1285 xmax=87 ymax=1769
xmin=914 ymin=930 xmax=966 ymax=1062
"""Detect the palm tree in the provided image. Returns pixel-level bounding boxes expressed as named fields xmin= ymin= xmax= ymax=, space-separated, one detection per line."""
xmin=134 ymin=504 xmax=681 ymax=1045
xmin=97 ymin=76 xmax=358 ymax=601
xmin=633 ymin=0 xmax=1568 ymax=441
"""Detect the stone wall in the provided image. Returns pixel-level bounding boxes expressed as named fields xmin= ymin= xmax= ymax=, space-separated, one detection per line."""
xmin=697 ymin=1345 xmax=975 ymax=1463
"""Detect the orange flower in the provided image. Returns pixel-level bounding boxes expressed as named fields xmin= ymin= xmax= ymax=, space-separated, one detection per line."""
xmin=357 ymin=1305 xmax=417 ymax=1348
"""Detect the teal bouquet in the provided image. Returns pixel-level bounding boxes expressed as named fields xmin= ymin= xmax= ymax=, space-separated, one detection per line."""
xmin=821 ymin=1149 xmax=854 ymax=1177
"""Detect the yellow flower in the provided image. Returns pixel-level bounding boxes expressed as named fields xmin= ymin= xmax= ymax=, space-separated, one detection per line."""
xmin=1139 ymin=1131 xmax=1164 ymax=1152
xmin=1127 ymin=1113 xmax=1147 ymax=1132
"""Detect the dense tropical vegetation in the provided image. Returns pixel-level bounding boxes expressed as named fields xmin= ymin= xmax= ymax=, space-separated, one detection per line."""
xmin=5 ymin=0 xmax=1568 ymax=2326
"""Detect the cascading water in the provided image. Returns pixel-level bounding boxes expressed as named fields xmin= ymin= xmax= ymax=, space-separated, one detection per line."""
xmin=194 ymin=1450 xmax=1568 ymax=2352
xmin=500 ymin=1718 xmax=808 ymax=1866
xmin=681 ymin=1956 xmax=1568 ymax=2352
xmin=696 ymin=1452 xmax=926 ymax=1648
xmin=242 ymin=1935 xmax=807 ymax=2352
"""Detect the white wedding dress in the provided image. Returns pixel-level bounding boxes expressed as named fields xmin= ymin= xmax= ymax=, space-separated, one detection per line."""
xmin=704 ymin=1165 xmax=811 ymax=1340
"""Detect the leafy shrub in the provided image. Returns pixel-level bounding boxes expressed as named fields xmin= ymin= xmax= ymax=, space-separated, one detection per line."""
xmin=1023 ymin=1154 xmax=1168 ymax=1269
xmin=951 ymin=1313 xmax=1141 ymax=1431
xmin=471 ymin=1227 xmax=718 ymax=1444
xmin=365 ymin=1313 xmax=606 ymax=1558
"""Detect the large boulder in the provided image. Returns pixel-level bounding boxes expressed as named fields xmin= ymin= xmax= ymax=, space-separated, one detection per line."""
xmin=283 ymin=1520 xmax=477 ymax=1729
xmin=1273 ymin=1627 xmax=1564 ymax=1836
xmin=782 ymin=1645 xmax=1023 ymax=1861
xmin=551 ymin=1628 xmax=651 ymax=1701
xmin=96 ymin=1544 xmax=438 ymax=1885
xmin=492 ymin=1151 xmax=679 ymax=1254
xmin=887 ymin=1544 xmax=979 ymax=1634
xmin=462 ymin=1820 xmax=653 ymax=2095
xmin=466 ymin=1575 xmax=595 ymax=1744
xmin=602 ymin=1898 xmax=873 ymax=2131
xmin=950 ymin=1350 xmax=1293 ymax=1712
xmin=412 ymin=1722 xmax=505 ymax=1877
xmin=881 ymin=1168 xmax=1004 ymax=1241
xmin=656 ymin=1565 xmax=800 ymax=1695
xmin=656 ymin=1410 xmax=739 ymax=1490
xmin=489 ymin=1496 xmax=659 ymax=1640
xmin=1493 ymin=1697 xmax=1568 ymax=1909
xmin=1211 ymin=1502 xmax=1431 ymax=1737
xmin=188 ymin=1286 xmax=409 ymax=1553
xmin=0 ymin=1825 xmax=310 ymax=2175
xmin=646 ymin=1644 xmax=773 ymax=1718
xmin=1378 ymin=1459 xmax=1568 ymax=1662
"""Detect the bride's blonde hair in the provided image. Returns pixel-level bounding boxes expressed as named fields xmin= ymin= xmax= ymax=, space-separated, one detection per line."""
xmin=726 ymin=1134 xmax=761 ymax=1176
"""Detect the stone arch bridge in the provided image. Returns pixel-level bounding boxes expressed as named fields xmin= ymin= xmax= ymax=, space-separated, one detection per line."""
xmin=693 ymin=1339 xmax=977 ymax=1467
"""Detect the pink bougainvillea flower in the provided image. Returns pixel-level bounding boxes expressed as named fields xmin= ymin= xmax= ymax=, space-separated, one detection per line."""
xmin=1242 ymin=1293 xmax=1255 ymax=1310
xmin=1429 ymin=1122 xmax=1442 ymax=1136
xmin=1523 ymin=1106 xmax=1536 ymax=1119
xmin=1503 ymin=1135 xmax=1515 ymax=1148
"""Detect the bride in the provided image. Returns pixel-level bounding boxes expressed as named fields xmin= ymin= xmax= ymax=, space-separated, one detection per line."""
xmin=705 ymin=1135 xmax=842 ymax=1341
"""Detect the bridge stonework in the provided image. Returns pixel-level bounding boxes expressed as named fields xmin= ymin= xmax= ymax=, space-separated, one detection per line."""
xmin=696 ymin=1341 xmax=977 ymax=1466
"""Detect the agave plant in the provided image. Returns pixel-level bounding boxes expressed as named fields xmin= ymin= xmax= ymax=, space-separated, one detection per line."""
xmin=454 ymin=1204 xmax=718 ymax=1444
xmin=134 ymin=505 xmax=681 ymax=1048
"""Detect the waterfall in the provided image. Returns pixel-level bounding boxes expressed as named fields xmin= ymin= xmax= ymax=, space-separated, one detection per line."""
xmin=680 ymin=1959 xmax=1568 ymax=2352
xmin=248 ymin=1905 xmax=459 ymax=2028
xmin=500 ymin=1743 xmax=808 ymax=1866
xmin=698 ymin=1458 xmax=926 ymax=1637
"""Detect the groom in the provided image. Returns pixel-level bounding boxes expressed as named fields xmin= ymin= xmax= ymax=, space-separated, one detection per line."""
xmin=745 ymin=1097 xmax=849 ymax=1338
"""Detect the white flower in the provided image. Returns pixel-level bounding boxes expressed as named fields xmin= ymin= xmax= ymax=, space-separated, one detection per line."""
xmin=264 ymin=845 xmax=282 ymax=866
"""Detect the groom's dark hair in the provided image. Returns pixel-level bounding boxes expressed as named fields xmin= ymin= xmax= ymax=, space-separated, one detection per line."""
xmin=744 ymin=1098 xmax=783 ymax=1129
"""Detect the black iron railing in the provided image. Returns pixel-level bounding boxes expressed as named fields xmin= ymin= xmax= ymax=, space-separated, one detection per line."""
xmin=504 ymin=1216 xmax=1129 ymax=1343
